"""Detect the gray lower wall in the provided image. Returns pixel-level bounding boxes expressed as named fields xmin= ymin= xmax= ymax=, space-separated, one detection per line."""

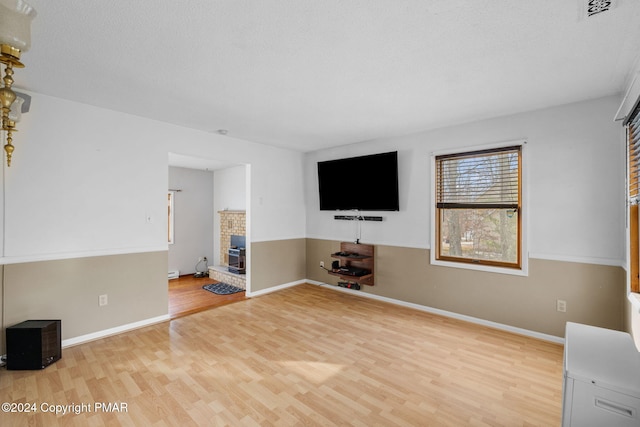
xmin=307 ymin=238 xmax=626 ymax=338
xmin=0 ymin=240 xmax=309 ymax=353
xmin=0 ymin=239 xmax=627 ymax=354
xmin=1 ymin=251 xmax=168 ymax=353
xmin=251 ymin=239 xmax=306 ymax=292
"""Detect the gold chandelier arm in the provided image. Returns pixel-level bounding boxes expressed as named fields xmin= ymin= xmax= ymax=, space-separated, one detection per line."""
xmin=0 ymin=0 xmax=36 ymax=168
xmin=4 ymin=128 xmax=14 ymax=167
xmin=0 ymin=59 xmax=17 ymax=166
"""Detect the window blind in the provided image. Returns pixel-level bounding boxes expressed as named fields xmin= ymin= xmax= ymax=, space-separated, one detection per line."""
xmin=436 ymin=145 xmax=521 ymax=209
xmin=628 ymin=105 xmax=640 ymax=203
xmin=627 ymin=103 xmax=640 ymax=293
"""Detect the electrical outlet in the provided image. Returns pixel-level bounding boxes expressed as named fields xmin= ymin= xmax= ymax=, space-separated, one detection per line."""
xmin=320 ymin=261 xmax=324 ymax=268
xmin=556 ymin=299 xmax=567 ymax=313
xmin=99 ymin=294 xmax=108 ymax=306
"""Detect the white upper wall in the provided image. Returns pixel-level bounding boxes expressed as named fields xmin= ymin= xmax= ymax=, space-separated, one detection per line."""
xmin=0 ymin=92 xmax=306 ymax=263
xmin=214 ymin=165 xmax=246 ymax=212
xmin=167 ymin=130 xmax=307 ymax=245
xmin=305 ymin=95 xmax=626 ymax=267
xmin=2 ymin=94 xmax=169 ymax=260
xmin=0 ymin=90 xmax=624 ymax=267
xmin=213 ymin=165 xmax=247 ymax=264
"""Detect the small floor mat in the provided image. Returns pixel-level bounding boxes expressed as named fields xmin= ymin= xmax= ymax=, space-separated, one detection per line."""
xmin=202 ymin=283 xmax=244 ymax=295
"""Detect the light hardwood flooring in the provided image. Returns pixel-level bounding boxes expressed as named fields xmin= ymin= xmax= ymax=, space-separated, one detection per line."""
xmin=0 ymin=284 xmax=564 ymax=426
xmin=168 ymin=275 xmax=246 ymax=318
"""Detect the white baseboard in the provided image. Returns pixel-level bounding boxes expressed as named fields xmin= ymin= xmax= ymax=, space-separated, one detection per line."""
xmin=61 ymin=314 xmax=171 ymax=348
xmin=309 ymin=280 xmax=564 ymax=344
xmin=246 ymin=279 xmax=306 ymax=298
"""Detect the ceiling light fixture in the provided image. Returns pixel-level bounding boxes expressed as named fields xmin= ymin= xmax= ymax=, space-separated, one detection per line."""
xmin=0 ymin=0 xmax=36 ymax=167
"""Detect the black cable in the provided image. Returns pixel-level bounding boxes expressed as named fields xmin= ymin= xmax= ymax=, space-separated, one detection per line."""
xmin=194 ymin=258 xmax=208 ymax=277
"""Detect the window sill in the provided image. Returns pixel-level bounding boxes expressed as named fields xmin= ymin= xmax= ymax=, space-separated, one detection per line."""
xmin=430 ymin=258 xmax=528 ymax=277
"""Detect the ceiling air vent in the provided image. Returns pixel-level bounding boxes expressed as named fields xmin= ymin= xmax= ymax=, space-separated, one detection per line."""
xmin=581 ymin=0 xmax=616 ymax=19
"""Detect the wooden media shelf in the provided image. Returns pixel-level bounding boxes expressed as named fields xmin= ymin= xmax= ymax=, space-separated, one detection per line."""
xmin=329 ymin=241 xmax=374 ymax=286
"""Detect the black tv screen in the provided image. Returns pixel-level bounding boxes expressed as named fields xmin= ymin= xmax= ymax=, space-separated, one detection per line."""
xmin=317 ymin=151 xmax=399 ymax=211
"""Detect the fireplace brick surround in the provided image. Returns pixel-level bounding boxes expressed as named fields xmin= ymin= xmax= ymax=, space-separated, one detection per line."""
xmin=210 ymin=210 xmax=246 ymax=289
xmin=208 ymin=266 xmax=247 ymax=290
xmin=218 ymin=210 xmax=246 ymax=266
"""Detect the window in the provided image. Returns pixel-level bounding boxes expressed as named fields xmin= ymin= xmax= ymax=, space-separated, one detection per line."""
xmin=627 ymin=105 xmax=640 ymax=293
xmin=168 ymin=191 xmax=175 ymax=244
xmin=434 ymin=145 xmax=522 ymax=270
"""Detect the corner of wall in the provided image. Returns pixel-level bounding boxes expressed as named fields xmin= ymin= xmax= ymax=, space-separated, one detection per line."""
xmin=627 ymin=294 xmax=640 ymax=350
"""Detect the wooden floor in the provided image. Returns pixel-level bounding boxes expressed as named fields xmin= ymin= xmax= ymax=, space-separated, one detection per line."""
xmin=0 ymin=284 xmax=564 ymax=426
xmin=168 ymin=274 xmax=246 ymax=318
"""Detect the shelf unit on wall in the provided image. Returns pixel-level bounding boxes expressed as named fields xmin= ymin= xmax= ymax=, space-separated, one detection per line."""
xmin=328 ymin=242 xmax=374 ymax=286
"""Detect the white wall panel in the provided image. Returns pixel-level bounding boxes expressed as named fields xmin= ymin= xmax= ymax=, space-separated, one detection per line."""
xmin=305 ymin=95 xmax=626 ymax=266
xmin=4 ymin=94 xmax=168 ymax=258
xmin=1 ymin=91 xmax=306 ymax=262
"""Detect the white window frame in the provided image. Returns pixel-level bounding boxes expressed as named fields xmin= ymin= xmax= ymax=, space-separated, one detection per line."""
xmin=430 ymin=140 xmax=529 ymax=276
xmin=168 ymin=191 xmax=175 ymax=245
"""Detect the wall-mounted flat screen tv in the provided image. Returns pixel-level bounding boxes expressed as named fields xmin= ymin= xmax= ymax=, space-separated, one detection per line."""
xmin=317 ymin=151 xmax=399 ymax=211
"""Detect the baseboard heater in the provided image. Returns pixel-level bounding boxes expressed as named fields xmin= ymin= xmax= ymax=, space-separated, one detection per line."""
xmin=168 ymin=270 xmax=179 ymax=280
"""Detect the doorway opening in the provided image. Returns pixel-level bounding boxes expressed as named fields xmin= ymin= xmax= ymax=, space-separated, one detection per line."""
xmin=167 ymin=153 xmax=251 ymax=317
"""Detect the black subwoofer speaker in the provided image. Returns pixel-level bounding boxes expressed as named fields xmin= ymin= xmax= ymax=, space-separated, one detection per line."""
xmin=6 ymin=320 xmax=61 ymax=370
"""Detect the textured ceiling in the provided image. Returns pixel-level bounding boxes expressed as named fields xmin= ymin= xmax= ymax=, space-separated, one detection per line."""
xmin=15 ymin=0 xmax=640 ymax=152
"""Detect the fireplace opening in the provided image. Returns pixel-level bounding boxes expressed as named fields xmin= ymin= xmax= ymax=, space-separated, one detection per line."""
xmin=228 ymin=235 xmax=246 ymax=274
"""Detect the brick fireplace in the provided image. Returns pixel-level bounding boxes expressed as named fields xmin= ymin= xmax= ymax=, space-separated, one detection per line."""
xmin=218 ymin=210 xmax=246 ymax=265
xmin=209 ymin=210 xmax=247 ymax=289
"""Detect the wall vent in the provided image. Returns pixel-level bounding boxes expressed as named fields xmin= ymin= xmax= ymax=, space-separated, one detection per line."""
xmin=580 ymin=0 xmax=616 ymax=19
xmin=168 ymin=270 xmax=179 ymax=280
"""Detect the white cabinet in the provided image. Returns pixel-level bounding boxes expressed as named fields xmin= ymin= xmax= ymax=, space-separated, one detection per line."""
xmin=562 ymin=322 xmax=640 ymax=426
